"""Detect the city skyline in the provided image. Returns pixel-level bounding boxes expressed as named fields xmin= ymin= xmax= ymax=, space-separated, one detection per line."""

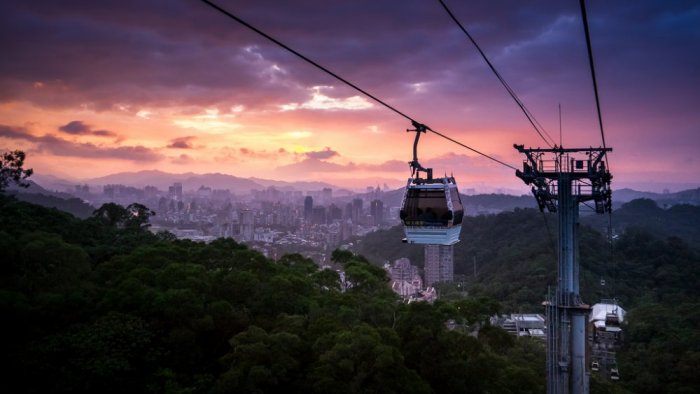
xmin=1 ymin=0 xmax=699 ymax=192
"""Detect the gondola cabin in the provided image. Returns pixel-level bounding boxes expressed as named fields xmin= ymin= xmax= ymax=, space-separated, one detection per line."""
xmin=400 ymin=176 xmax=463 ymax=245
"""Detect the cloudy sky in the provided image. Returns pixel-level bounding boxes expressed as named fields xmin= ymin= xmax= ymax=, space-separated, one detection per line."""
xmin=1 ymin=0 xmax=698 ymax=192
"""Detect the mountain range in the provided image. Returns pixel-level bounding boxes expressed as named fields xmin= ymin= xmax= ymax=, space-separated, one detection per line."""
xmin=33 ymin=170 xmax=341 ymax=195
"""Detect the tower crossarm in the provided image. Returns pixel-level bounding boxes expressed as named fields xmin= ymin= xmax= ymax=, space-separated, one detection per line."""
xmin=513 ymin=145 xmax=612 ymax=213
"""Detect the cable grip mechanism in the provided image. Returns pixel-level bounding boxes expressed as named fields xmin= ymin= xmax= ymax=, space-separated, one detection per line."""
xmin=407 ymin=121 xmax=432 ymax=180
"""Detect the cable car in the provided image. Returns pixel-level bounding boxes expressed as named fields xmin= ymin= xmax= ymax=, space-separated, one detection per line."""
xmin=610 ymin=367 xmax=620 ymax=381
xmin=400 ymin=176 xmax=463 ymax=245
xmin=399 ymin=121 xmax=464 ymax=245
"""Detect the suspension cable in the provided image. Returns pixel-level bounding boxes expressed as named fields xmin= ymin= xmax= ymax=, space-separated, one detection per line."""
xmin=427 ymin=128 xmax=517 ymax=170
xmin=580 ymin=0 xmax=617 ymax=306
xmin=579 ymin=0 xmax=609 ymax=165
xmin=437 ymin=0 xmax=556 ymax=148
xmin=198 ymin=0 xmax=519 ymax=171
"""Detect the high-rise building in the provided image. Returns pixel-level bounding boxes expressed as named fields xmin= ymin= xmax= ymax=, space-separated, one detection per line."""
xmin=304 ymin=196 xmax=313 ymax=221
xmin=344 ymin=202 xmax=353 ymax=220
xmin=352 ymin=198 xmax=363 ymax=223
xmin=311 ymin=206 xmax=326 ymax=225
xmin=239 ymin=209 xmax=254 ymax=242
xmin=424 ymin=244 xmax=454 ymax=287
xmin=328 ymin=204 xmax=343 ymax=222
xmin=370 ymin=199 xmax=384 ymax=225
xmin=169 ymin=182 xmax=183 ymax=200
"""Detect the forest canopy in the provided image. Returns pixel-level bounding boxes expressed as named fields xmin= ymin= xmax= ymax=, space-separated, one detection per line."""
xmin=0 ymin=194 xmax=546 ymax=393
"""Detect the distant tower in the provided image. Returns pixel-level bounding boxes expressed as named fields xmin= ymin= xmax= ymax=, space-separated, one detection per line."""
xmin=239 ymin=209 xmax=254 ymax=242
xmin=352 ymin=198 xmax=363 ymax=223
xmin=312 ymin=206 xmax=327 ymax=225
xmin=344 ymin=202 xmax=353 ymax=220
xmin=304 ymin=196 xmax=313 ymax=221
xmin=169 ymin=182 xmax=183 ymax=200
xmin=370 ymin=199 xmax=384 ymax=225
xmin=328 ymin=204 xmax=343 ymax=222
xmin=424 ymin=244 xmax=454 ymax=287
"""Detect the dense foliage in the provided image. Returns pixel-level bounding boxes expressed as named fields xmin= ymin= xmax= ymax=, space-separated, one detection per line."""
xmin=586 ymin=198 xmax=700 ymax=248
xmin=0 ymin=150 xmax=33 ymax=191
xmin=0 ymin=195 xmax=545 ymax=393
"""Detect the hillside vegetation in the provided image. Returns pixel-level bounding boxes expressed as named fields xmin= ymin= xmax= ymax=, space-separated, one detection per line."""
xmin=354 ymin=200 xmax=700 ymax=393
xmin=0 ymin=194 xmax=546 ymax=393
xmin=2 ymin=191 xmax=697 ymax=393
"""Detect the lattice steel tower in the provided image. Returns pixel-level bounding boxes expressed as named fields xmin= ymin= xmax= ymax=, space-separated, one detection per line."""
xmin=514 ymin=145 xmax=612 ymax=394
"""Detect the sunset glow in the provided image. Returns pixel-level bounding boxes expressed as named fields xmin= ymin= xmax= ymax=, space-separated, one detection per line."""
xmin=1 ymin=0 xmax=698 ymax=191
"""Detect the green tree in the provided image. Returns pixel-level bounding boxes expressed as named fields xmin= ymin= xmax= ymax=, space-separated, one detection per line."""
xmin=0 ymin=150 xmax=33 ymax=192
xmin=125 ymin=203 xmax=156 ymax=230
xmin=309 ymin=325 xmax=430 ymax=394
xmin=93 ymin=202 xmax=129 ymax=227
xmin=214 ymin=326 xmax=306 ymax=393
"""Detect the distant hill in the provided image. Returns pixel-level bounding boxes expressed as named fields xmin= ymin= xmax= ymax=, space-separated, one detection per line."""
xmin=376 ymin=188 xmax=537 ymax=214
xmin=87 ymin=170 xmax=260 ymax=194
xmin=30 ymin=173 xmax=81 ymax=192
xmin=614 ymin=187 xmax=700 ymax=205
xmin=82 ymin=170 xmax=343 ymax=195
xmin=6 ymin=180 xmax=69 ymax=198
xmin=354 ymin=198 xmax=700 ymax=308
xmin=583 ymin=198 xmax=700 ymax=247
xmin=461 ymin=194 xmax=537 ymax=214
xmin=248 ymin=177 xmax=338 ymax=191
xmin=377 ymin=186 xmax=700 ymax=216
xmin=9 ymin=192 xmax=95 ymax=219
xmin=6 ymin=181 xmax=95 ymax=218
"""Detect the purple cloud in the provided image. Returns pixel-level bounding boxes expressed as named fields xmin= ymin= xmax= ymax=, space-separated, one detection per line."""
xmin=0 ymin=124 xmax=162 ymax=162
xmin=167 ymin=136 xmax=196 ymax=149
xmin=1 ymin=0 xmax=699 ymax=188
xmin=92 ymin=129 xmax=117 ymax=137
xmin=304 ymin=147 xmax=338 ymax=160
xmin=171 ymin=153 xmax=192 ymax=164
xmin=58 ymin=120 xmax=118 ymax=138
xmin=0 ymin=124 xmax=37 ymax=141
xmin=59 ymin=120 xmax=90 ymax=134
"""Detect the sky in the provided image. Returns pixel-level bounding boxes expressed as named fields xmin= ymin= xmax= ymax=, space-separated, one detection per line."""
xmin=1 ymin=0 xmax=698 ymax=192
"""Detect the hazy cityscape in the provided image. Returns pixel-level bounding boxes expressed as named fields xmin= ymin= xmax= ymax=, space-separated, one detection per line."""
xmin=69 ymin=181 xmax=394 ymax=262
xmin=63 ymin=178 xmax=461 ymax=305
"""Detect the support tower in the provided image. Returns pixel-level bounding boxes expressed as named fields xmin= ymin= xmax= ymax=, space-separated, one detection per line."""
xmin=514 ymin=145 xmax=612 ymax=394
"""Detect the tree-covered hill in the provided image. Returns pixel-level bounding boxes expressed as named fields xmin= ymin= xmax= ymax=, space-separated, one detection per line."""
xmin=2 ymin=190 xmax=697 ymax=393
xmin=0 ymin=194 xmax=547 ymax=393
xmin=583 ymin=198 xmax=700 ymax=248
xmin=355 ymin=199 xmax=700 ymax=307
xmin=9 ymin=191 xmax=95 ymax=219
xmin=354 ymin=199 xmax=700 ymax=393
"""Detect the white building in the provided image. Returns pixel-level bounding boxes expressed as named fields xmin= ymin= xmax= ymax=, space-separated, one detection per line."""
xmin=385 ymin=258 xmax=423 ymax=299
xmin=590 ymin=302 xmax=625 ymax=340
